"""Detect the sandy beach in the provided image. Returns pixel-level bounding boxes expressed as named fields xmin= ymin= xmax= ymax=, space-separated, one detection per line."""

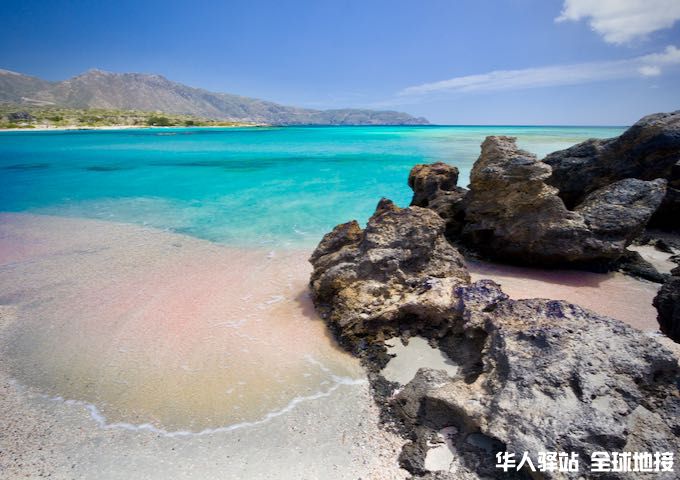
xmin=0 ymin=213 xmax=669 ymax=478
xmin=0 ymin=213 xmax=408 ymax=479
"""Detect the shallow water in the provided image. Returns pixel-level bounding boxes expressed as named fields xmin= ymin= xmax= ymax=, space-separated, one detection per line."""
xmin=382 ymin=337 xmax=459 ymax=385
xmin=0 ymin=125 xmax=624 ymax=247
xmin=0 ymin=214 xmax=363 ymax=432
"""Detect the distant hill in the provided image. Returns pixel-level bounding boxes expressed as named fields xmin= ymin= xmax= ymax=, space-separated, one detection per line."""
xmin=0 ymin=68 xmax=428 ymax=125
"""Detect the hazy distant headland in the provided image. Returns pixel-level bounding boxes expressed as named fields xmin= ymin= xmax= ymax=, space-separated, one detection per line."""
xmin=0 ymin=68 xmax=429 ymax=127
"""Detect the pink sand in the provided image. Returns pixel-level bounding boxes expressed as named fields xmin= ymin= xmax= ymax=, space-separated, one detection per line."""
xmin=0 ymin=213 xmax=362 ymax=431
xmin=468 ymin=259 xmax=661 ymax=331
xmin=0 ymin=213 xmax=664 ymax=432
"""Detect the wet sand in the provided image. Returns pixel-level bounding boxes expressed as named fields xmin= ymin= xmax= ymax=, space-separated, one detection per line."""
xmin=0 ymin=213 xmax=365 ymax=432
xmin=0 ymin=213 xmax=408 ymax=479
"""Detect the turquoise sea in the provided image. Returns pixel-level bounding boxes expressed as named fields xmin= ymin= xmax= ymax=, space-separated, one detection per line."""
xmin=0 ymin=125 xmax=625 ymax=247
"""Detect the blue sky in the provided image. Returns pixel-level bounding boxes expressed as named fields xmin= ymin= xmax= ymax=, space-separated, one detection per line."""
xmin=1 ymin=0 xmax=679 ymax=124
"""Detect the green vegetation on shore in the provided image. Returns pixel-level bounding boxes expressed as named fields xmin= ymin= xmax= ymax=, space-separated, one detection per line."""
xmin=0 ymin=104 xmax=259 ymax=129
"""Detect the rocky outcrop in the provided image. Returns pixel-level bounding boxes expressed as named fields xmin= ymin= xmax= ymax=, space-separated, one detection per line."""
xmin=309 ymin=198 xmax=470 ymax=354
xmin=408 ymin=163 xmax=468 ymax=237
xmin=461 ymin=136 xmax=666 ymax=266
xmin=653 ymin=161 xmax=680 ymax=229
xmin=654 ymin=266 xmax=680 ymax=342
xmin=310 ymin=191 xmax=680 ymax=479
xmin=544 ymin=111 xmax=680 ymax=231
xmin=394 ymin=291 xmax=680 ymax=479
xmin=575 ymin=177 xmax=667 ymax=244
xmin=408 ymin=162 xmax=460 ymax=207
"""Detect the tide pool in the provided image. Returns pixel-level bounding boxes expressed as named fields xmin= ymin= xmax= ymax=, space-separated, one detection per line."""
xmin=0 ymin=125 xmax=625 ymax=247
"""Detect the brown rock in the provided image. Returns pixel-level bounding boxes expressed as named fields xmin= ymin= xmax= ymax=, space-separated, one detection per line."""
xmin=461 ymin=136 xmax=666 ymax=266
xmin=408 ymin=162 xmax=468 ymax=238
xmin=309 ymin=198 xmax=470 ymax=350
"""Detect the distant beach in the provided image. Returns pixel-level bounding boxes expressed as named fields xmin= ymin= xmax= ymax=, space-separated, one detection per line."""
xmin=0 ymin=124 xmax=264 ymax=132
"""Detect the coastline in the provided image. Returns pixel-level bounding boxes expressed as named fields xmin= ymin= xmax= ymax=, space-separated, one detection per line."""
xmin=0 ymin=213 xmax=408 ymax=479
xmin=0 ymin=123 xmax=267 ymax=132
xmin=0 ymin=212 xmax=673 ymax=478
xmin=0 ymin=332 xmax=407 ymax=480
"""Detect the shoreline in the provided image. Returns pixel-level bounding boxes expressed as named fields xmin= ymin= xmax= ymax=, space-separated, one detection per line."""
xmin=0 ymin=213 xmax=408 ymax=479
xmin=0 ymin=123 xmax=267 ymax=132
xmin=0 ymin=212 xmax=672 ymax=478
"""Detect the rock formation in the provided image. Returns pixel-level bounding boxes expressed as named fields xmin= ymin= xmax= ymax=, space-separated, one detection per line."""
xmin=408 ymin=162 xmax=468 ymax=237
xmin=408 ymin=162 xmax=460 ymax=207
xmin=394 ymin=290 xmax=680 ymax=479
xmin=309 ymin=198 xmax=469 ymax=355
xmin=311 ymin=115 xmax=680 ymax=477
xmin=461 ymin=136 xmax=666 ymax=266
xmin=309 ymin=194 xmax=680 ymax=479
xmin=654 ymin=266 xmax=680 ymax=342
xmin=407 ymin=112 xmax=680 ymax=268
xmin=544 ymin=110 xmax=680 ymax=231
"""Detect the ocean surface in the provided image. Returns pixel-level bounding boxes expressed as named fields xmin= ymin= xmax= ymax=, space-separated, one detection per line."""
xmin=0 ymin=125 xmax=625 ymax=247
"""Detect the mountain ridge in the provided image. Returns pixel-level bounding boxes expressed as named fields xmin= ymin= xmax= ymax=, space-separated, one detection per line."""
xmin=0 ymin=69 xmax=428 ymax=125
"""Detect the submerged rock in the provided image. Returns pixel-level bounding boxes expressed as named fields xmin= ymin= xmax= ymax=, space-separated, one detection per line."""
xmin=654 ymin=267 xmax=680 ymax=343
xmin=544 ymin=110 xmax=680 ymax=231
xmin=461 ymin=136 xmax=665 ymax=266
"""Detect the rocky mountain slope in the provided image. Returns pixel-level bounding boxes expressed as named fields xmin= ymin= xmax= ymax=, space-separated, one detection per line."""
xmin=0 ymin=68 xmax=428 ymax=126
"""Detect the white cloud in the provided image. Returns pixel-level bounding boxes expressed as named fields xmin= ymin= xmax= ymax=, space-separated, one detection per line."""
xmin=642 ymin=44 xmax=680 ymax=64
xmin=398 ymin=46 xmax=680 ymax=97
xmin=639 ymin=65 xmax=661 ymax=76
xmin=556 ymin=0 xmax=680 ymax=44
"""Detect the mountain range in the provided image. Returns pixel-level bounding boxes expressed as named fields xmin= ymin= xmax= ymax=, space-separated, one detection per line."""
xmin=0 ymin=68 xmax=428 ymax=125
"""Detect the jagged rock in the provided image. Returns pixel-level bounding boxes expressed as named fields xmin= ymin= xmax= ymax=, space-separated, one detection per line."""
xmin=393 ymin=287 xmax=680 ymax=479
xmin=652 ymin=161 xmax=680 ymax=229
xmin=461 ymin=136 xmax=666 ymax=267
xmin=311 ymin=195 xmax=680 ymax=479
xmin=308 ymin=198 xmax=470 ymax=351
xmin=545 ymin=110 xmax=680 ymax=231
xmin=409 ymin=162 xmax=460 ymax=207
xmin=617 ymin=250 xmax=667 ymax=283
xmin=408 ymin=162 xmax=468 ymax=238
xmin=575 ymin=177 xmax=667 ymax=244
xmin=654 ymin=268 xmax=680 ymax=342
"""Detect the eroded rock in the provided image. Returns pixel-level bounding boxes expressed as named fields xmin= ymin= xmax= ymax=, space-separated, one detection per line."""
xmin=310 ymin=127 xmax=680 ymax=479
xmin=461 ymin=136 xmax=665 ymax=266
xmin=309 ymin=198 xmax=470 ymax=352
xmin=545 ymin=110 xmax=680 ymax=231
xmin=575 ymin=178 xmax=667 ymax=241
xmin=409 ymin=162 xmax=460 ymax=207
xmin=409 ymin=162 xmax=468 ymax=238
xmin=394 ymin=294 xmax=680 ymax=479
